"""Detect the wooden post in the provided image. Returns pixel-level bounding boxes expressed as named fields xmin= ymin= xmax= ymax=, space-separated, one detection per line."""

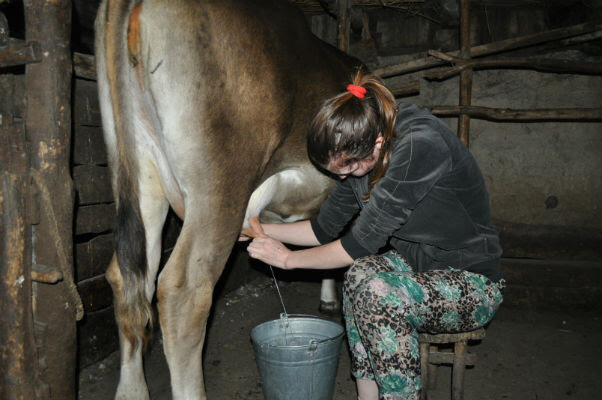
xmin=0 ymin=75 xmax=37 ymax=398
xmin=24 ymin=1 xmax=76 ymax=399
xmin=427 ymin=344 xmax=438 ymax=389
xmin=419 ymin=342 xmax=430 ymax=400
xmin=337 ymin=0 xmax=351 ymax=53
xmin=452 ymin=341 xmax=468 ymax=400
xmin=458 ymin=0 xmax=472 ymax=146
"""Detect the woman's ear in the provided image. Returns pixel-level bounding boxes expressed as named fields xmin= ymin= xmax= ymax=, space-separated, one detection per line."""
xmin=375 ymin=135 xmax=385 ymax=150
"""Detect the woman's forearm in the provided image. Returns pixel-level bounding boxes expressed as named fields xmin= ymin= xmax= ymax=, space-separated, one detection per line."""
xmin=262 ymin=220 xmax=321 ymax=246
xmin=285 ymin=240 xmax=354 ymax=270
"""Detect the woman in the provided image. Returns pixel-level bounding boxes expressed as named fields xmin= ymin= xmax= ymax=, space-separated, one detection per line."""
xmin=244 ymin=70 xmax=504 ymax=400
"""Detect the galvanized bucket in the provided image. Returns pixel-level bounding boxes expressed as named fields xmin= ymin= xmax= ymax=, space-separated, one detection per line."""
xmin=250 ymin=314 xmax=345 ymax=400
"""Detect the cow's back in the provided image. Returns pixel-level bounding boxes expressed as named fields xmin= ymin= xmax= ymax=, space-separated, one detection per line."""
xmin=138 ymin=0 xmax=360 ymax=181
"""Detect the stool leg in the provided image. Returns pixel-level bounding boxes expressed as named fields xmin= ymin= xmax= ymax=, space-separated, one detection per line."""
xmin=419 ymin=342 xmax=429 ymax=400
xmin=452 ymin=341 xmax=467 ymax=400
xmin=427 ymin=345 xmax=437 ymax=389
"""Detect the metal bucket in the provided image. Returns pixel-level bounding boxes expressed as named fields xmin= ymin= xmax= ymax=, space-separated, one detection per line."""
xmin=250 ymin=314 xmax=345 ymax=400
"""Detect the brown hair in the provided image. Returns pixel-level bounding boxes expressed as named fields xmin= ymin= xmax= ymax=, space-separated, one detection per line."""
xmin=308 ymin=69 xmax=398 ymax=197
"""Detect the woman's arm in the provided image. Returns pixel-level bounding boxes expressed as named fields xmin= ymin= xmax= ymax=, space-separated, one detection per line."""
xmin=262 ymin=220 xmax=321 ymax=247
xmin=247 ymin=237 xmax=353 ymax=270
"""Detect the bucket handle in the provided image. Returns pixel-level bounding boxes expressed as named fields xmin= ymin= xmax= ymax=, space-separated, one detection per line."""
xmin=278 ymin=312 xmax=316 ymax=328
xmin=276 ymin=313 xmax=344 ymax=348
xmin=279 ymin=313 xmax=317 ymax=319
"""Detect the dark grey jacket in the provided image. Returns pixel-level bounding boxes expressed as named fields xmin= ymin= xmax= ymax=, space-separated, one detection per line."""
xmin=311 ymin=101 xmax=503 ymax=282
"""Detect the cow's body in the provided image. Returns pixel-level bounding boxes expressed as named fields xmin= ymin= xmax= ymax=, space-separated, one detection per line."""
xmin=95 ymin=0 xmax=359 ymax=398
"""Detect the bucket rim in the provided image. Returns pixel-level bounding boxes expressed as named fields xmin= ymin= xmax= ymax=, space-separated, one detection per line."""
xmin=250 ymin=314 xmax=345 ymax=349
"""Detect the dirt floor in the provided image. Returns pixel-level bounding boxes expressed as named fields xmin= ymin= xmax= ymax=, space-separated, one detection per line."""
xmin=78 ymin=273 xmax=601 ymax=400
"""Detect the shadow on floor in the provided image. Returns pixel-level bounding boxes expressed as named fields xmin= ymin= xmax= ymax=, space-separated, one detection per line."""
xmin=78 ymin=278 xmax=601 ymax=400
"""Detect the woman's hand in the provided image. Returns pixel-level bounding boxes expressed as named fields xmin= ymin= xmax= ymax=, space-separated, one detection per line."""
xmin=240 ymin=216 xmax=293 ymax=268
xmin=247 ymin=236 xmax=292 ymax=269
xmin=238 ymin=216 xmax=264 ymax=241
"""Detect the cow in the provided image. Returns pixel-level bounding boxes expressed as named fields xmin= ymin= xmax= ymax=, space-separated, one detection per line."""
xmin=94 ymin=0 xmax=360 ymax=398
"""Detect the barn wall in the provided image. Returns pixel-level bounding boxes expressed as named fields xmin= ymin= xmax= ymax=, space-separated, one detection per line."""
xmin=72 ymin=77 xmax=117 ymax=367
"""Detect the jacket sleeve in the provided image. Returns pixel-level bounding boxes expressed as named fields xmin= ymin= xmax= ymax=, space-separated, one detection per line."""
xmin=340 ymin=126 xmax=453 ymax=259
xmin=311 ymin=178 xmax=361 ymax=244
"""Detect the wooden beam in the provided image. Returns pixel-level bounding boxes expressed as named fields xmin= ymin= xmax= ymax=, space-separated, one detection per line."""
xmin=387 ymin=80 xmax=420 ymax=97
xmin=77 ymin=275 xmax=113 ymax=313
xmin=78 ymin=307 xmax=118 ymax=369
xmin=291 ymin=1 xmax=424 ymax=13
xmin=426 ymin=52 xmax=602 ymax=80
xmin=0 ymin=125 xmax=37 ymax=398
xmin=73 ymin=52 xmax=96 ymax=80
xmin=373 ymin=22 xmax=602 ymax=78
xmin=0 ymin=39 xmax=41 ymax=68
xmin=31 ymin=264 xmax=64 ymax=284
xmin=75 ymin=233 xmax=114 ymax=282
xmin=73 ymin=165 xmax=113 ymax=205
xmin=24 ymin=1 xmax=78 ymax=398
xmin=458 ymin=0 xmax=472 ymax=147
xmin=337 ymin=0 xmax=352 ymax=53
xmin=75 ymin=204 xmax=115 ymax=235
xmin=429 ymin=106 xmax=602 ymax=121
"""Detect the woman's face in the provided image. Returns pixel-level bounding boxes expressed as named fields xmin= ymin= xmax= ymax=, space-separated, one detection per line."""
xmin=326 ymin=136 xmax=384 ymax=180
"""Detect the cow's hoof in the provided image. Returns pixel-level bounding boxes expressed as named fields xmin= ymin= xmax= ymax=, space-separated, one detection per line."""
xmin=319 ymin=301 xmax=341 ymax=315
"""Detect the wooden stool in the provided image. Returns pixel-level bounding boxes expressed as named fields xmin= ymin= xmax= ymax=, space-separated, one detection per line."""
xmin=418 ymin=328 xmax=486 ymax=400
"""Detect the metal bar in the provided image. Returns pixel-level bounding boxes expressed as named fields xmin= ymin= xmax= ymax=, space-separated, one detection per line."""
xmin=373 ymin=22 xmax=602 ymax=78
xmin=24 ymin=0 xmax=76 ymax=398
xmin=458 ymin=0 xmax=472 ymax=147
xmin=430 ymin=106 xmax=602 ymax=121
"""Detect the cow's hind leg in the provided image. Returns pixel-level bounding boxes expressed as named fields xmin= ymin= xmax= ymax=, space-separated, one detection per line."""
xmin=106 ymin=170 xmax=169 ymax=400
xmin=156 ymin=206 xmax=238 ymax=400
xmin=320 ymin=277 xmax=341 ymax=314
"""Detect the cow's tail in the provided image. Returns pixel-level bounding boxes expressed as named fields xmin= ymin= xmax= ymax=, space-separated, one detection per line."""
xmin=113 ymin=174 xmax=153 ymax=351
xmin=98 ymin=0 xmax=153 ymax=351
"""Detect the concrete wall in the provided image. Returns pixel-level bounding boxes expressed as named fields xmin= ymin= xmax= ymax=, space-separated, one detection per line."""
xmin=401 ymin=57 xmax=602 ymax=230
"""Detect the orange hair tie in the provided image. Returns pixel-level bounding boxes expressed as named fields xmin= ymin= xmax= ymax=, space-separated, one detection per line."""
xmin=347 ymin=84 xmax=367 ymax=99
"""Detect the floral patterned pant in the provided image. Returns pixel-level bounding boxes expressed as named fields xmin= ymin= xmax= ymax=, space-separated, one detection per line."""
xmin=343 ymin=250 xmax=504 ymax=400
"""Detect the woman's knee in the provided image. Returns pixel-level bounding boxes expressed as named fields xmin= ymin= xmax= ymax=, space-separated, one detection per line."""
xmin=344 ymin=257 xmax=371 ymax=294
xmin=344 ymin=254 xmax=390 ymax=293
xmin=352 ymin=274 xmax=415 ymax=317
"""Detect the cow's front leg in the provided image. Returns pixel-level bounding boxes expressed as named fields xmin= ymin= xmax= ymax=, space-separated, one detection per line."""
xmin=156 ymin=217 xmax=230 ymax=400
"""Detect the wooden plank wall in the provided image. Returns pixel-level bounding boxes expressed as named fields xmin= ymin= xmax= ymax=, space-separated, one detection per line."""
xmin=72 ymin=77 xmax=118 ymax=367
